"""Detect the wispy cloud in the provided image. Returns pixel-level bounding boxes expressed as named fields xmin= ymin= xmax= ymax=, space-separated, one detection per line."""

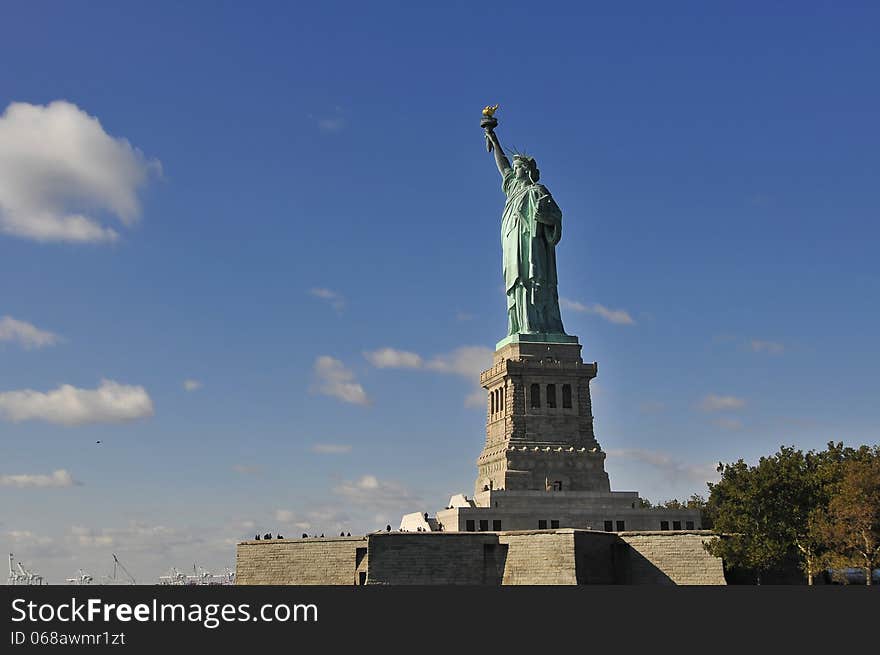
xmin=66 ymin=521 xmax=204 ymax=554
xmin=332 ymin=475 xmax=420 ymax=511
xmin=427 ymin=346 xmax=494 ymax=408
xmin=699 ymin=393 xmax=746 ymax=412
xmin=0 ymin=100 xmax=160 ymax=244
xmin=311 ymin=356 xmax=370 ymax=406
xmin=363 ymin=345 xmax=493 ymax=408
xmin=0 ymin=316 xmax=61 ymax=349
xmin=715 ymin=334 xmax=785 ymax=355
xmin=750 ymin=339 xmax=784 ymax=354
xmin=606 ymin=448 xmax=720 ymax=486
xmin=182 ymin=379 xmax=202 ymax=392
xmin=274 ymin=506 xmax=355 ymax=535
xmin=310 ymin=443 xmax=352 ymax=455
xmin=560 ymin=298 xmax=635 ymax=325
xmin=0 ymin=469 xmax=79 ymax=488
xmin=309 ymin=287 xmax=345 ymax=313
xmin=425 ymin=346 xmax=494 ymax=378
xmin=274 ymin=509 xmax=299 ymax=524
xmin=0 ymin=379 xmax=154 ymax=425
xmin=363 ymin=348 xmax=423 ymax=369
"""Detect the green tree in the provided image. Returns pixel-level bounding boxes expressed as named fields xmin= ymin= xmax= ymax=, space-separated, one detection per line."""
xmin=706 ymin=447 xmax=826 ymax=584
xmin=706 ymin=442 xmax=879 ymax=585
xmin=685 ymin=494 xmax=713 ymax=530
xmin=657 ymin=495 xmax=712 ymax=528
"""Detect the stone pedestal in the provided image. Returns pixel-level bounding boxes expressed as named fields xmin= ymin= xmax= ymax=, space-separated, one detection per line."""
xmin=475 ymin=335 xmax=611 ymax=495
xmin=398 ymin=332 xmax=703 ymax=534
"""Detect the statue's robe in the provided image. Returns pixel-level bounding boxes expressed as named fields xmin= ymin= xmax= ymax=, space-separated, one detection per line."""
xmin=501 ymin=168 xmax=566 ymax=335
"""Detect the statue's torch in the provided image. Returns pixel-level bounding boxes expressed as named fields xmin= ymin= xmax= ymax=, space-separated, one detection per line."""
xmin=481 ymin=104 xmax=499 ymax=152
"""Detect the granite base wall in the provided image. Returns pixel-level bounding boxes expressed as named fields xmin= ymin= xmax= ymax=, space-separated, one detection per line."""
xmin=366 ymin=533 xmax=498 ymax=585
xmin=619 ymin=532 xmax=726 ymax=585
xmin=235 ymin=530 xmax=724 ymax=585
xmin=236 ymin=536 xmax=367 ymax=585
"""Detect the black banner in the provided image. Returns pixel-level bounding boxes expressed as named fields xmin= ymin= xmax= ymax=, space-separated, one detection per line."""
xmin=2 ymin=585 xmax=876 ymax=650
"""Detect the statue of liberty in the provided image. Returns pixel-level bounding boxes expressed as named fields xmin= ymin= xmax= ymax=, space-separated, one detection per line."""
xmin=482 ymin=107 xmax=567 ymax=338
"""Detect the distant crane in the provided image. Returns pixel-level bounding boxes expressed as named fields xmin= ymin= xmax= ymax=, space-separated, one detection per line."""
xmin=106 ymin=553 xmax=136 ymax=585
xmin=65 ymin=569 xmax=94 ymax=585
xmin=7 ymin=554 xmax=17 ymax=585
xmin=8 ymin=553 xmax=43 ymax=585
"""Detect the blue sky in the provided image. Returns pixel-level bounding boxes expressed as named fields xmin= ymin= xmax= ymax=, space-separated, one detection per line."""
xmin=1 ymin=1 xmax=878 ymax=582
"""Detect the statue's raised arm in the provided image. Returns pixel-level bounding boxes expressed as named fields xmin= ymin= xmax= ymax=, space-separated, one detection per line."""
xmin=481 ymin=105 xmax=510 ymax=177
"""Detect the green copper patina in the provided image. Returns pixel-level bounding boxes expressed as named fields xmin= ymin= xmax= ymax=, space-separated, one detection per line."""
xmin=483 ymin=108 xmax=575 ymax=348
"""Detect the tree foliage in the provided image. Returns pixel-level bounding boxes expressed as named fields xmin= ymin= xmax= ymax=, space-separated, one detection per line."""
xmin=657 ymin=494 xmax=713 ymax=528
xmin=704 ymin=442 xmax=879 ymax=584
xmin=815 ymin=457 xmax=880 ymax=585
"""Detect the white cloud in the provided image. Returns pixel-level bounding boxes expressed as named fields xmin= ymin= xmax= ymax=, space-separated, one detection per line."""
xmin=363 ymin=348 xmax=423 ymax=369
xmin=363 ymin=345 xmax=493 ymax=408
xmin=0 ymin=316 xmax=61 ymax=349
xmin=311 ymin=356 xmax=370 ymax=406
xmin=333 ymin=475 xmax=420 ymax=511
xmin=0 ymin=469 xmax=78 ymax=488
xmin=425 ymin=346 xmax=494 ymax=378
xmin=428 ymin=347 xmax=494 ymax=407
xmin=750 ymin=339 xmax=784 ymax=354
xmin=308 ymin=287 xmax=345 ymax=313
xmin=182 ymin=379 xmax=202 ymax=392
xmin=0 ymin=379 xmax=154 ymax=425
xmin=363 ymin=345 xmax=492 ymax=378
xmin=606 ymin=448 xmax=720 ymax=486
xmin=310 ymin=443 xmax=352 ymax=454
xmin=560 ymin=298 xmax=635 ymax=325
xmin=699 ymin=394 xmax=746 ymax=412
xmin=0 ymin=100 xmax=160 ymax=243
xmin=65 ymin=521 xmax=201 ymax=553
xmin=358 ymin=475 xmax=379 ymax=490
xmin=273 ymin=506 xmax=356 ymax=535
